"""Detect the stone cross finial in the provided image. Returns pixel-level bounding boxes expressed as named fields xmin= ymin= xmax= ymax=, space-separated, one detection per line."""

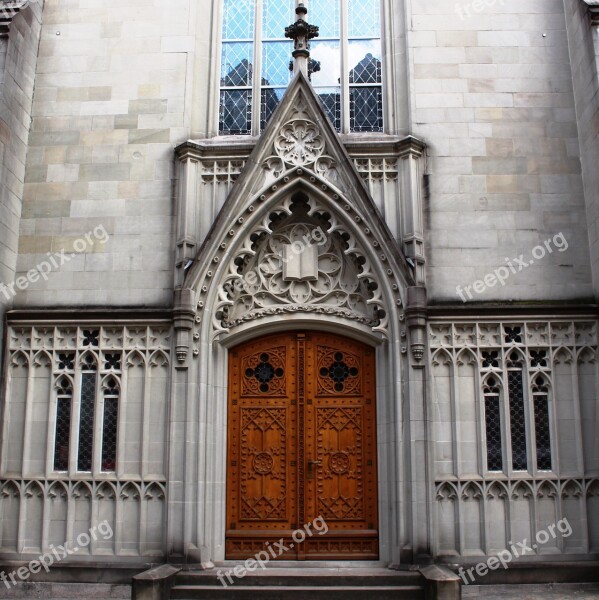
xmin=285 ymin=3 xmax=320 ymax=78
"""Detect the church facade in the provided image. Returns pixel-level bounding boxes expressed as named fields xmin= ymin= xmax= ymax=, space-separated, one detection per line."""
xmin=0 ymin=0 xmax=597 ymax=578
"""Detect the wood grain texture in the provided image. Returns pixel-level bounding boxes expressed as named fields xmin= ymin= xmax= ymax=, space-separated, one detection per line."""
xmin=226 ymin=331 xmax=378 ymax=560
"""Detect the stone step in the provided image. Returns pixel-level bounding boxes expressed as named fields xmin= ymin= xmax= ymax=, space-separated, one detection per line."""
xmin=176 ymin=567 xmax=423 ymax=588
xmin=170 ymin=584 xmax=425 ymax=599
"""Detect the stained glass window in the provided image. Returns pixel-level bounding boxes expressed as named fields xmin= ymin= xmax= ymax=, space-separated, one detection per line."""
xmin=77 ymin=371 xmax=96 ymax=471
xmin=479 ymin=342 xmax=557 ymax=475
xmin=507 ymin=354 xmax=528 ymax=471
xmin=219 ymin=0 xmax=384 ymax=134
xmin=483 ymin=377 xmax=503 ymax=472
xmin=54 ymin=378 xmax=72 ymax=472
xmin=532 ymin=377 xmax=552 ymax=471
xmin=101 ymin=379 xmax=119 ymax=472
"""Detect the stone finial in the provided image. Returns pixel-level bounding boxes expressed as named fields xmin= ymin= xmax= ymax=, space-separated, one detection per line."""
xmin=285 ymin=3 xmax=319 ymax=77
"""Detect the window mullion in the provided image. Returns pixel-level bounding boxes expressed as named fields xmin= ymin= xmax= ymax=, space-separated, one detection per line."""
xmin=93 ymin=376 xmax=103 ymax=477
xmin=501 ymin=360 xmax=514 ymax=478
xmin=340 ymin=0 xmax=350 ymax=133
xmin=70 ymin=365 xmax=82 ymax=477
xmin=252 ymin=0 xmax=264 ymax=135
xmin=526 ymin=370 xmax=537 ymax=476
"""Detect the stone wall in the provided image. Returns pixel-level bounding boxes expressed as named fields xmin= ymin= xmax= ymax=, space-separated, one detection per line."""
xmin=564 ymin=0 xmax=599 ymax=299
xmin=17 ymin=0 xmax=194 ymax=310
xmin=0 ymin=1 xmax=43 ymax=361
xmin=14 ymin=0 xmax=598 ymax=309
xmin=410 ymin=0 xmax=593 ymax=303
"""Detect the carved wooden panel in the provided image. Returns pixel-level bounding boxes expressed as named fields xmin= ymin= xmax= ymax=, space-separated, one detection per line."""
xmin=226 ymin=331 xmax=378 ymax=560
xmin=227 ymin=334 xmax=298 ymax=557
xmin=305 ymin=333 xmax=378 ymax=559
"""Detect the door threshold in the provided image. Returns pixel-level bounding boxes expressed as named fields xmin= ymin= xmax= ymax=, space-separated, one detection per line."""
xmin=213 ymin=560 xmax=390 ymax=569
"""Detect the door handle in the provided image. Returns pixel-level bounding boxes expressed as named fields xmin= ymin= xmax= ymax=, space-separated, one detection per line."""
xmin=308 ymin=459 xmax=322 ymax=466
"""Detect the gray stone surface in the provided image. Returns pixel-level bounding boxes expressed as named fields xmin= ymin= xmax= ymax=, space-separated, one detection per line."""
xmin=411 ymin=0 xmax=594 ymax=302
xmin=0 ymin=582 xmax=130 ymax=598
xmin=462 ymin=584 xmax=599 ymax=599
xmin=0 ymin=0 xmax=43 ymax=357
xmin=564 ymin=0 xmax=599 ymax=299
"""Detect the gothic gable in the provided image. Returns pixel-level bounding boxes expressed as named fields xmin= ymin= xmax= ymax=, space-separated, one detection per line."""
xmin=176 ymin=73 xmax=415 ymax=359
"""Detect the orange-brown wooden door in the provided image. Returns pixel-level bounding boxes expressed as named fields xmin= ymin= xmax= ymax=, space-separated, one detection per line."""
xmin=226 ymin=331 xmax=378 ymax=560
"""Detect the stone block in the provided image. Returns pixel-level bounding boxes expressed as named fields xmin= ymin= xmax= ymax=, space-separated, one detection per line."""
xmin=79 ymin=163 xmax=131 ymax=182
xmin=128 ymin=129 xmax=170 ymax=144
xmin=421 ymin=565 xmax=461 ymax=600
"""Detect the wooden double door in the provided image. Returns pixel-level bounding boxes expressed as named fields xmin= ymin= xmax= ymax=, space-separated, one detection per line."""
xmin=226 ymin=331 xmax=378 ymax=560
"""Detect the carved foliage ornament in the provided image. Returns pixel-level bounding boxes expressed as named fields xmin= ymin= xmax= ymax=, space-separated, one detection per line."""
xmin=216 ymin=196 xmax=386 ymax=333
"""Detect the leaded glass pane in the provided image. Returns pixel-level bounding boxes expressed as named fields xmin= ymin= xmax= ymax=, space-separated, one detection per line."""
xmin=310 ymin=0 xmax=340 ymax=38
xmin=263 ymin=0 xmax=294 ymax=39
xmin=311 ymin=41 xmax=341 ymax=87
xmin=508 ymin=369 xmax=528 ymax=471
xmin=262 ymin=41 xmax=293 ymax=87
xmin=77 ymin=372 xmax=96 ymax=471
xmin=350 ymin=86 xmax=383 ymax=132
xmin=349 ymin=40 xmax=382 ymax=84
xmin=223 ymin=0 xmax=254 ymax=40
xmin=101 ymin=396 xmax=118 ymax=472
xmin=220 ymin=90 xmax=252 ymax=135
xmin=349 ymin=0 xmax=381 ymax=38
xmin=221 ymin=43 xmax=253 ymax=86
xmin=261 ymin=88 xmax=286 ymax=130
xmin=220 ymin=43 xmax=254 ymax=87
xmin=534 ymin=394 xmax=552 ymax=471
xmin=485 ymin=395 xmax=503 ymax=471
xmin=54 ymin=396 xmax=71 ymax=471
xmin=316 ymin=87 xmax=341 ymax=131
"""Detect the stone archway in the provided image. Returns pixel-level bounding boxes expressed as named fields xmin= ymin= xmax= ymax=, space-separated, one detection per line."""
xmin=167 ymin=74 xmax=426 ymax=565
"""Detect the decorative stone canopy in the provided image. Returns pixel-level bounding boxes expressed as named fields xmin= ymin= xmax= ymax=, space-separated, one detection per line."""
xmin=174 ymin=73 xmax=417 ymax=362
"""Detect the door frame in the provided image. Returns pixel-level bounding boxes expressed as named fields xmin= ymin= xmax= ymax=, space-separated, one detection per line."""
xmin=167 ymin=313 xmax=419 ymax=566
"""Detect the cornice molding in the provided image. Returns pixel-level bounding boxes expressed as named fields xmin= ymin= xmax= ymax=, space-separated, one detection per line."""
xmin=426 ymin=301 xmax=599 ymax=320
xmin=175 ymin=134 xmax=427 ymax=163
xmin=7 ymin=308 xmax=173 ymax=325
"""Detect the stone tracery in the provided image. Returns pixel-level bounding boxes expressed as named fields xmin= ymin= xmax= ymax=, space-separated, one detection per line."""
xmin=213 ymin=194 xmax=388 ymax=336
